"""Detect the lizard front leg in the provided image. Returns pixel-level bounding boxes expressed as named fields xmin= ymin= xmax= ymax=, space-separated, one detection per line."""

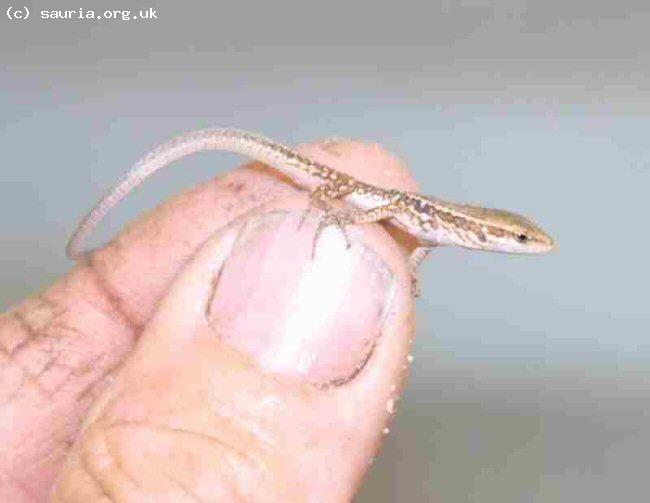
xmin=303 ymin=183 xmax=430 ymax=297
xmin=298 ymin=180 xmax=356 ymax=230
xmin=312 ymin=201 xmax=404 ymax=257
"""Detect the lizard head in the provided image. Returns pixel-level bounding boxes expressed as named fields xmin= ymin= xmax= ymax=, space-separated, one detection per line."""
xmin=443 ymin=203 xmax=556 ymax=254
xmin=476 ymin=207 xmax=555 ymax=253
xmin=417 ymin=197 xmax=556 ymax=254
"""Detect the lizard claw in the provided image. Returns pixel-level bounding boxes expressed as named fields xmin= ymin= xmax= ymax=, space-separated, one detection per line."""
xmin=297 ymin=206 xmax=312 ymax=231
xmin=311 ymin=210 xmax=353 ymax=258
xmin=298 ymin=191 xmax=334 ymax=231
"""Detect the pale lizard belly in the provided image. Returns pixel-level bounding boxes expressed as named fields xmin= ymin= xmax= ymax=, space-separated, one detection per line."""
xmin=391 ymin=212 xmax=447 ymax=245
xmin=345 ymin=190 xmax=393 ymax=210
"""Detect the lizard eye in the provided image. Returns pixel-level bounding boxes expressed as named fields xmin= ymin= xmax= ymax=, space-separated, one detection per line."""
xmin=517 ymin=233 xmax=529 ymax=243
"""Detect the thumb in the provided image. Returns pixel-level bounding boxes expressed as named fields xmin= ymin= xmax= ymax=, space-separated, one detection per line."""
xmin=52 ymin=200 xmax=415 ymax=502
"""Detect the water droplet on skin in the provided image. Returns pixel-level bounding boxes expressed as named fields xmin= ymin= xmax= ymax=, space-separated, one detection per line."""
xmin=390 ymin=384 xmax=397 ymax=392
xmin=386 ymin=398 xmax=395 ymax=414
xmin=407 ymin=354 xmax=414 ymax=363
xmin=383 ymin=427 xmax=390 ymax=435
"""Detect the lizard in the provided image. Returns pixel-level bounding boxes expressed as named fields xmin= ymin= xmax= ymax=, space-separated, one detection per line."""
xmin=66 ymin=129 xmax=555 ymax=294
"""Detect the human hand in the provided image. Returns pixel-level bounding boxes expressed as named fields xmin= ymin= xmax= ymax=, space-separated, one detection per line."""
xmin=0 ymin=138 xmax=419 ymax=502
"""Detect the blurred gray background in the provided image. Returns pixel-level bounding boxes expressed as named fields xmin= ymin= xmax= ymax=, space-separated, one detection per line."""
xmin=2 ymin=0 xmax=649 ymax=501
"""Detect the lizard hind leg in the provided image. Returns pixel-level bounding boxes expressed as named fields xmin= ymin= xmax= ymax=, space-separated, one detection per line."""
xmin=297 ymin=180 xmax=355 ymax=231
xmin=408 ymin=246 xmax=435 ymax=297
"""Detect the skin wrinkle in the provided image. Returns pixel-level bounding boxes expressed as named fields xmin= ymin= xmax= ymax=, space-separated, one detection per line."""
xmin=157 ymin=424 xmax=274 ymax=491
xmin=43 ymin=362 xmax=76 ymax=396
xmin=53 ymin=421 xmax=78 ymax=452
xmin=77 ymin=445 xmax=117 ymax=502
xmin=201 ymin=378 xmax=279 ymax=455
xmin=0 ymin=269 xmax=139 ymax=501
xmin=74 ymin=360 xmax=121 ymax=406
xmin=25 ymin=357 xmax=60 ymax=398
xmin=78 ymin=421 xmax=275 ymax=502
xmin=157 ymin=467 xmax=203 ymax=503
xmin=1 ymin=348 xmax=55 ymax=406
xmin=3 ymin=300 xmax=70 ymax=385
xmin=16 ymin=296 xmax=63 ymax=332
xmin=46 ymin=356 xmax=100 ymax=398
xmin=0 ymin=296 xmax=64 ymax=360
xmin=2 ymin=276 xmax=136 ymax=403
xmin=78 ymin=429 xmax=147 ymax=501
xmin=2 ymin=315 xmax=91 ymax=404
xmin=72 ymin=294 xmax=138 ymax=338
xmin=63 ymin=349 xmax=104 ymax=379
xmin=87 ymin=256 xmax=144 ymax=331
xmin=204 ymin=265 xmax=225 ymax=321
xmin=16 ymin=330 xmax=110 ymax=406
xmin=101 ymin=429 xmax=149 ymax=495
xmin=3 ymin=314 xmax=35 ymax=357
xmin=160 ymin=380 xmax=279 ymax=470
